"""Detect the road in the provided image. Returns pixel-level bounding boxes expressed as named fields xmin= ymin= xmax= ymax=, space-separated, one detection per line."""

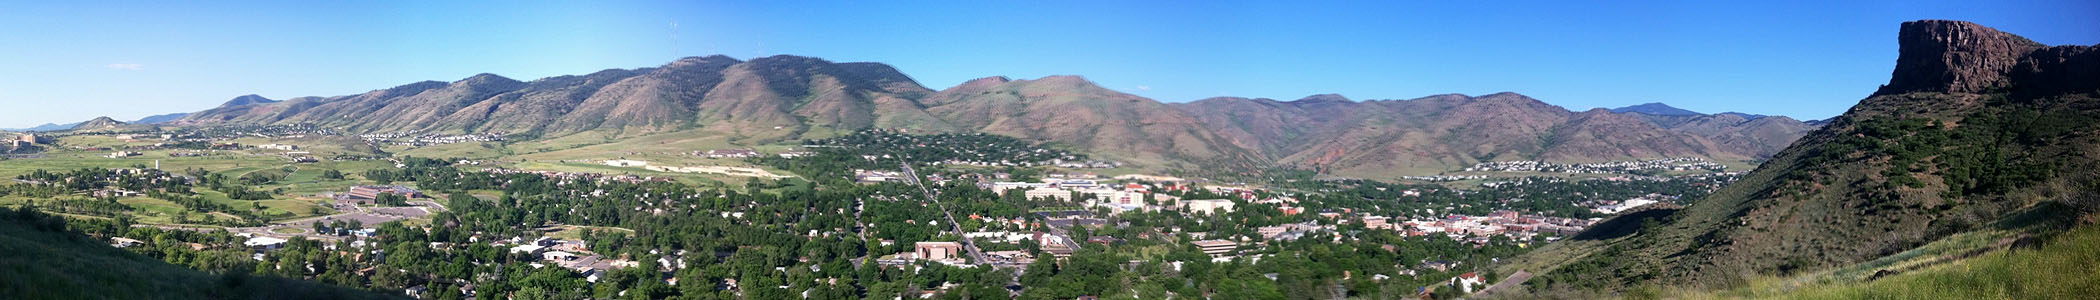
xmin=900 ymin=162 xmax=990 ymax=265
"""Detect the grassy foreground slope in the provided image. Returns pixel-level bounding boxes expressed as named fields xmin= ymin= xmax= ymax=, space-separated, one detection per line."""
xmin=1659 ymin=222 xmax=2100 ymax=299
xmin=0 ymin=206 xmax=399 ymax=300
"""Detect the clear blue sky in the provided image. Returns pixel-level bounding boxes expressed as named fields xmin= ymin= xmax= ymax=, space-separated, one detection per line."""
xmin=3 ymin=0 xmax=2096 ymax=127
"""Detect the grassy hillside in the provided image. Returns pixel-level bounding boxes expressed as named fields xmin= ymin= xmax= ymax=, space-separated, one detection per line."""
xmin=0 ymin=206 xmax=400 ymax=299
xmin=1655 ymin=221 xmax=2100 ymax=299
xmin=1496 ymin=20 xmax=2100 ymax=295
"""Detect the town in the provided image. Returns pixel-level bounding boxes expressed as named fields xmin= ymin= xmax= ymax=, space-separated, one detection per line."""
xmin=1 ymin=128 xmax=1736 ymax=299
xmin=1461 ymin=157 xmax=1727 ymax=174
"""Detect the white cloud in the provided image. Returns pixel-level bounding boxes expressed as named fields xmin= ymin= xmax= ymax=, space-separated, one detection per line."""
xmin=1136 ymin=85 xmax=1152 ymax=91
xmin=105 ymin=63 xmax=144 ymax=71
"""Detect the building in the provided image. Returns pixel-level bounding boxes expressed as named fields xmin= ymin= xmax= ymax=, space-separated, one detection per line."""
xmin=258 ymin=144 xmax=298 ymax=151
xmin=987 ymin=182 xmax=1051 ymax=195
xmin=1191 ymin=239 xmax=1238 ymax=258
xmin=915 ymin=242 xmax=964 ymax=261
xmin=346 ymin=185 xmax=421 ymax=201
xmin=510 ymin=244 xmax=549 ymax=255
xmin=1181 ymin=199 xmax=1238 ymax=215
xmin=1023 ymin=188 xmax=1075 ymax=202
xmin=702 ymin=149 xmax=760 ymax=158
xmin=1363 ymin=216 xmax=1390 ymax=229
xmin=15 ymin=133 xmax=37 ymax=145
xmin=542 ymin=251 xmax=580 ymax=262
xmin=1452 ymin=273 xmax=1486 ymax=293
xmin=245 ymin=236 xmax=288 ymax=251
xmin=1039 ymin=234 xmax=1077 ymax=258
xmin=110 ymin=237 xmax=144 ymax=248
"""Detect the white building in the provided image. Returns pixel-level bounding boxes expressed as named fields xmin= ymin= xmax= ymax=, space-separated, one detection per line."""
xmin=1181 ymin=199 xmax=1237 ymax=215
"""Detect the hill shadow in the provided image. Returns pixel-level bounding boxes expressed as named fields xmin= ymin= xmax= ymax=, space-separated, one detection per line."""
xmin=1572 ymin=208 xmax=1678 ymax=241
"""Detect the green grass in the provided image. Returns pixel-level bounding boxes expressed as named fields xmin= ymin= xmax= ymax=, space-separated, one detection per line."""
xmin=1656 ymin=223 xmax=2100 ymax=299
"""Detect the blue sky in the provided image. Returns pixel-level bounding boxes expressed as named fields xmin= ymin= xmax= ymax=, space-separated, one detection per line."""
xmin=3 ymin=1 xmax=2095 ymax=127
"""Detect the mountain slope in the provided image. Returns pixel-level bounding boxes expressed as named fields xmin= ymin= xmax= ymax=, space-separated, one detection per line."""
xmin=0 ymin=207 xmax=399 ymax=299
xmin=1512 ymin=20 xmax=2100 ymax=292
xmin=924 ymin=75 xmax=1261 ymax=167
xmin=131 ymin=113 xmax=192 ymax=124
xmin=1175 ymin=93 xmax=1808 ymax=175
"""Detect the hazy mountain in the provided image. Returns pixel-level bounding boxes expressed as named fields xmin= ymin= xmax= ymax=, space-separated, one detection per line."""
xmin=1516 ymin=20 xmax=2100 ymax=291
xmin=129 ymin=113 xmax=191 ymax=124
xmin=1610 ymin=102 xmax=1703 ymax=116
xmin=5 ymin=122 xmax=81 ymax=132
xmin=1174 ymin=93 xmax=1815 ymax=175
xmin=221 ymin=94 xmax=278 ymax=107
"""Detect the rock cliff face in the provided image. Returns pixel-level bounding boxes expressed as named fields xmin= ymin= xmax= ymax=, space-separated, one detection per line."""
xmin=1878 ymin=20 xmax=2049 ymax=95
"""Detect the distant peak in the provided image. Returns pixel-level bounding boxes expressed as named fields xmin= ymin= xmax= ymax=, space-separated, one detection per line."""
xmin=669 ymin=55 xmax=743 ymax=67
xmin=72 ymin=116 xmax=126 ymax=130
xmin=1715 ymin=112 xmax=1770 ymax=120
xmin=1036 ymin=75 xmax=1090 ymax=82
xmin=959 ymin=76 xmax=1012 ymax=87
xmin=1610 ymin=102 xmax=1702 ymax=116
xmin=458 ymin=73 xmax=519 ymax=85
xmin=1290 ymin=94 xmax=1352 ymax=104
xmin=1479 ymin=92 xmax=1532 ymax=99
xmin=220 ymin=94 xmax=278 ymax=107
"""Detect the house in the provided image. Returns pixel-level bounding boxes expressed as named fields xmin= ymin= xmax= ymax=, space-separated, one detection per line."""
xmin=1452 ymin=272 xmax=1486 ymax=293
xmin=110 ymin=237 xmax=144 ymax=248
xmin=404 ymin=285 xmax=429 ymax=299
xmin=1191 ymin=239 xmax=1238 ymax=258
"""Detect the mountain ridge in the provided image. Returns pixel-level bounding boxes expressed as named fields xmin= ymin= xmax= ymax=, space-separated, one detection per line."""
xmin=172 ymin=55 xmax=1819 ymax=174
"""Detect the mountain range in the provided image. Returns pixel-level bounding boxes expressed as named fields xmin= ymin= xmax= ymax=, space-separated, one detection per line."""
xmin=162 ymin=56 xmax=1819 ymax=176
xmin=1507 ymin=19 xmax=2100 ymax=292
